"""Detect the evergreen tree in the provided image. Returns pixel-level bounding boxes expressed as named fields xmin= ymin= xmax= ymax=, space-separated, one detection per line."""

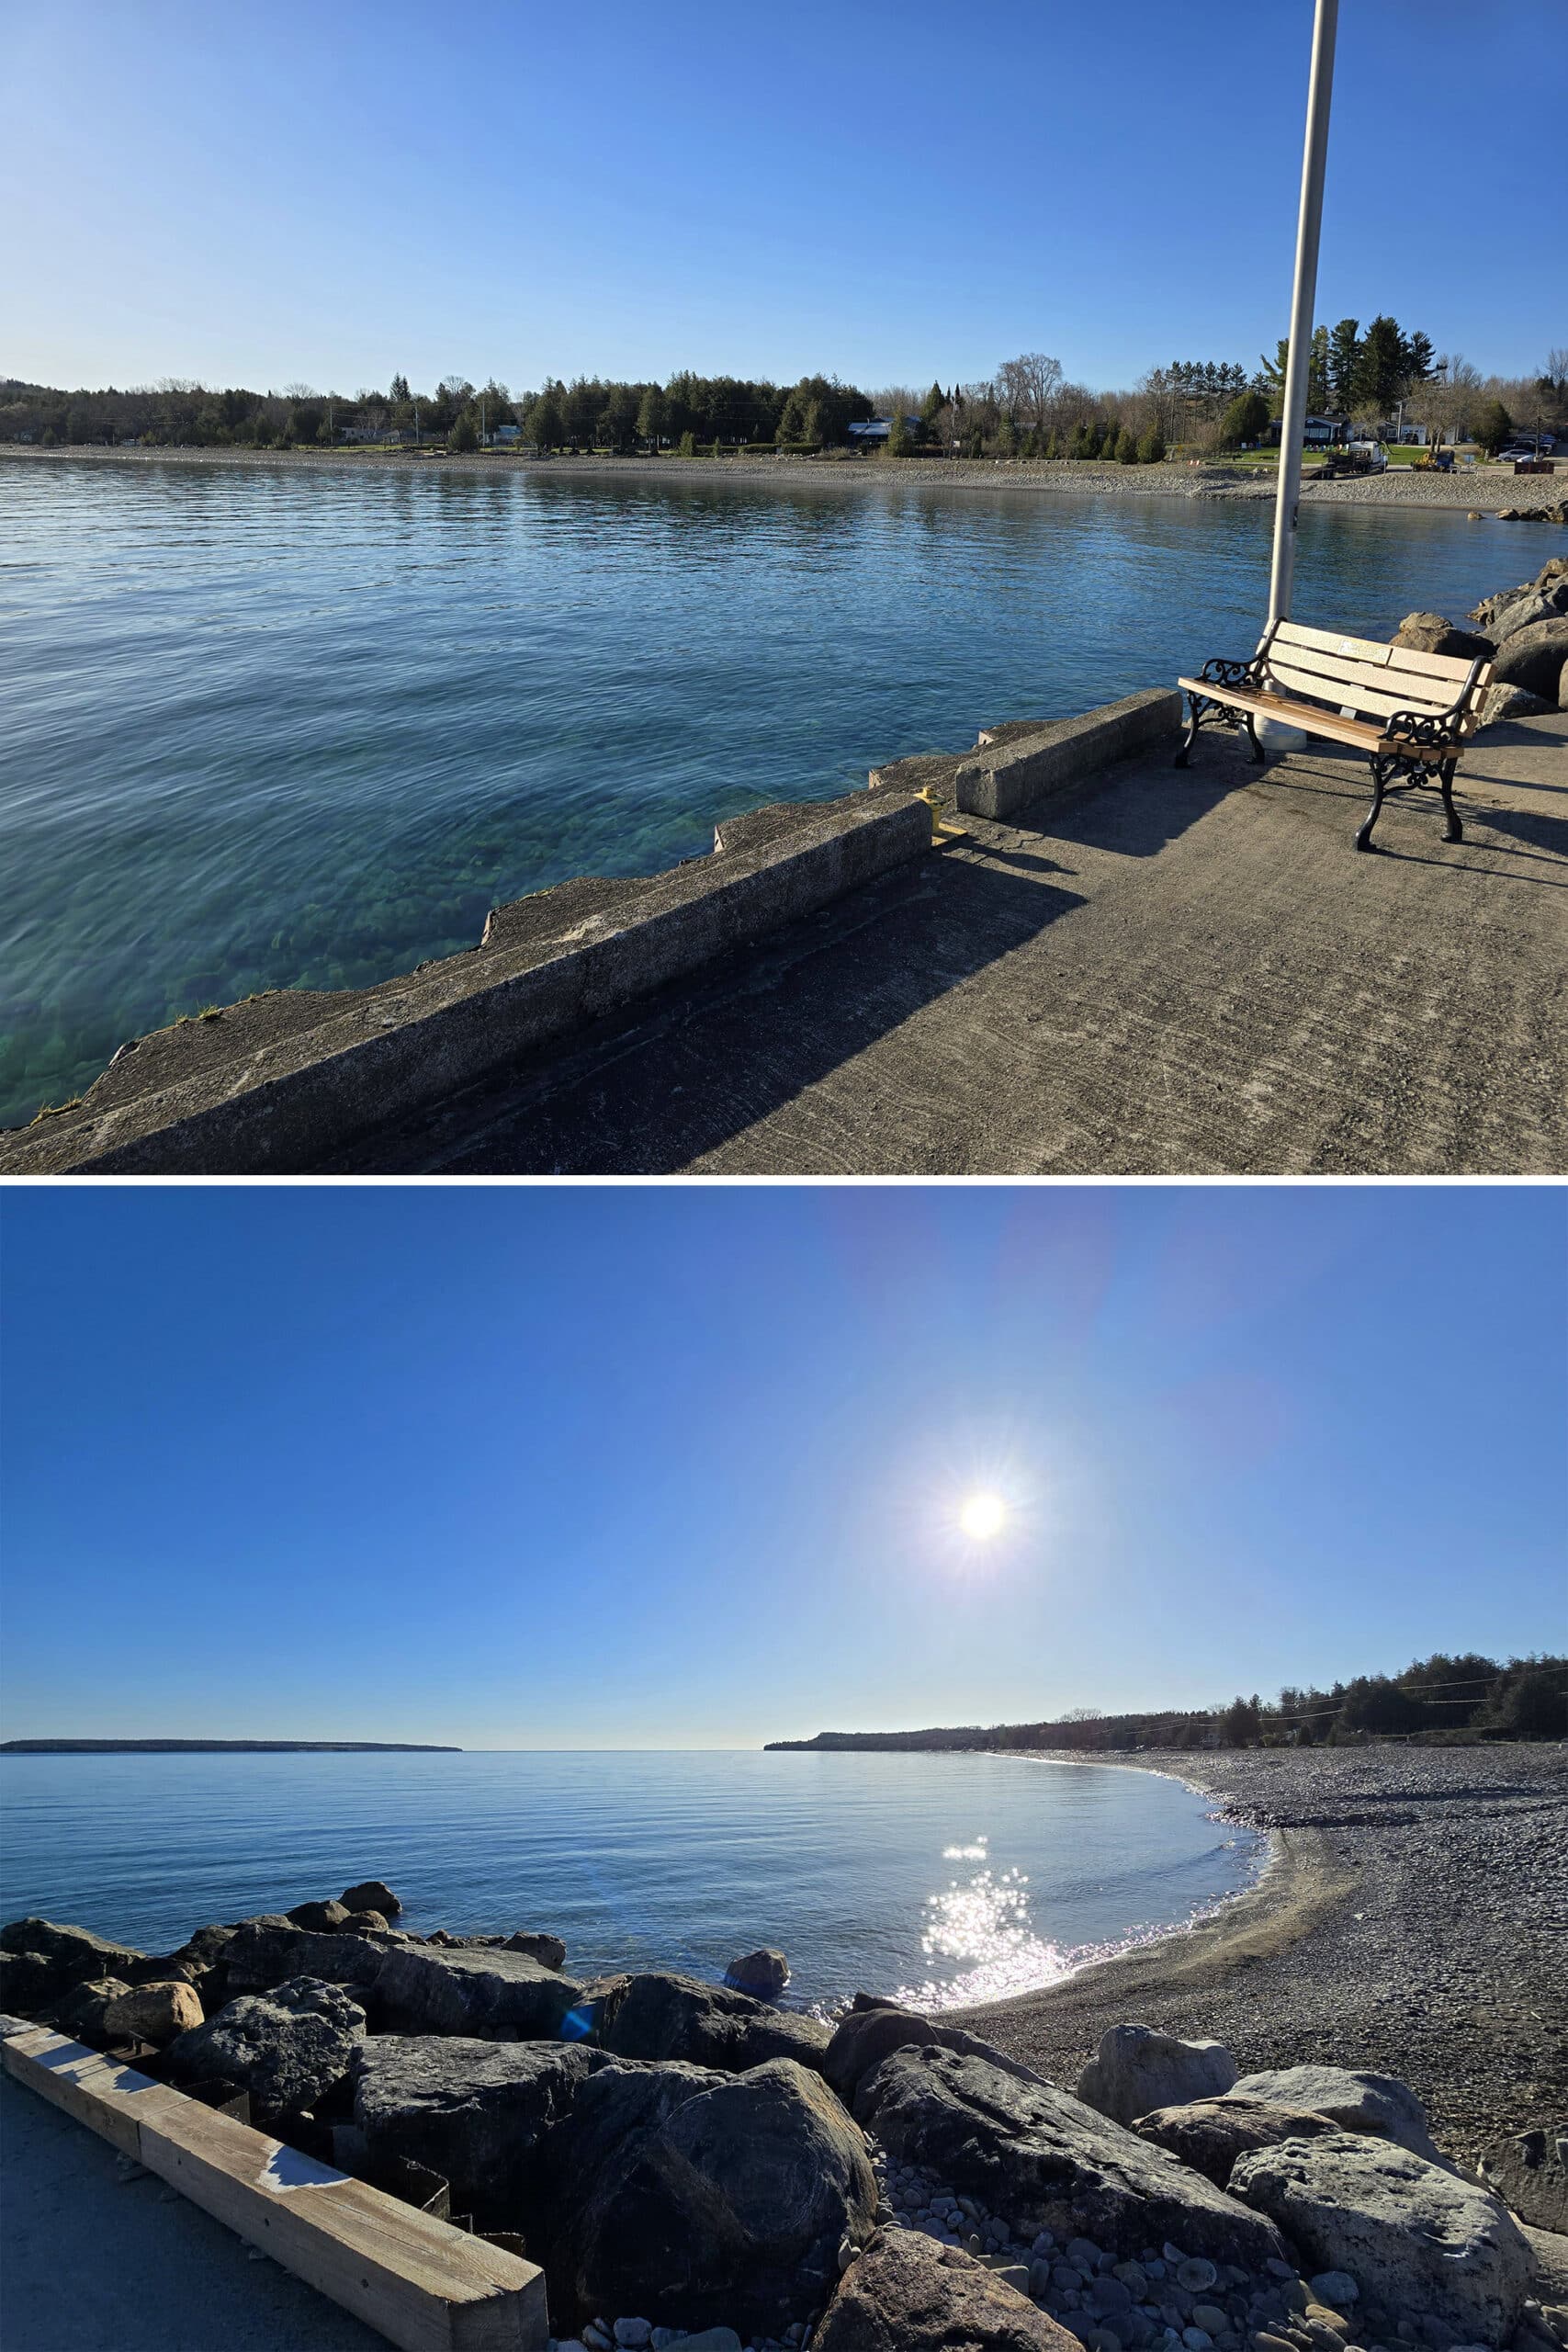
xmin=1475 ymin=399 xmax=1513 ymax=455
xmin=1137 ymin=422 xmax=1166 ymax=463
xmin=1356 ymin=315 xmax=1409 ymax=413
xmin=389 ymin=373 xmax=411 ymax=405
xmin=1115 ymin=425 xmax=1138 ymax=464
xmin=1219 ymin=390 xmax=1270 ymax=449
xmin=921 ymin=380 xmax=945 ymax=424
xmin=1327 ymin=318 xmax=1360 ymax=414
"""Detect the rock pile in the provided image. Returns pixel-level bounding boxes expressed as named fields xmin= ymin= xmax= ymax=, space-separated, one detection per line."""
xmin=2 ymin=1898 xmax=1562 ymax=2352
xmin=1390 ymin=556 xmax=1568 ymax=718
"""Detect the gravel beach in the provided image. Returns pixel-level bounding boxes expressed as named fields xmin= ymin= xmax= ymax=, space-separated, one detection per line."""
xmin=6 ymin=441 xmax=1565 ymax=516
xmin=962 ymin=1745 xmax=1568 ymax=2169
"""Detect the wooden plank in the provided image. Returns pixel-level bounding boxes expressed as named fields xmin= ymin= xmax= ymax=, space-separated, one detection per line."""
xmin=1175 ymin=680 xmax=1452 ymax=760
xmin=4 ymin=2029 xmax=548 ymax=2352
xmin=1 ymin=2026 xmax=190 ymax=2158
xmin=1260 ymin=659 xmax=1452 ymax=724
xmin=1271 ymin=633 xmax=1487 ymax=702
xmin=1262 ymin=645 xmax=1459 ymax=713
xmin=1275 ymin=618 xmax=1481 ymax=685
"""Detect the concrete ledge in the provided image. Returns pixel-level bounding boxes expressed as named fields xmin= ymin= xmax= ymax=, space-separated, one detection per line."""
xmin=0 ymin=790 xmax=931 ymax=1175
xmin=953 ymin=689 xmax=1183 ymax=820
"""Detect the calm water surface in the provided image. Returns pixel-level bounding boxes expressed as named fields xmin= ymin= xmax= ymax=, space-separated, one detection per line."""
xmin=0 ymin=1749 xmax=1263 ymax=2011
xmin=0 ymin=458 xmax=1520 ymax=1125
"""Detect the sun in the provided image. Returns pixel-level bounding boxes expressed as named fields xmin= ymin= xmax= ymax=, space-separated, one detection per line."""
xmin=958 ymin=1492 xmax=1006 ymax=1542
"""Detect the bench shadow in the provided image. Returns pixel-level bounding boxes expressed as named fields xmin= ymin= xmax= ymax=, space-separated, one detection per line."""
xmin=332 ymin=854 xmax=1084 ymax=1174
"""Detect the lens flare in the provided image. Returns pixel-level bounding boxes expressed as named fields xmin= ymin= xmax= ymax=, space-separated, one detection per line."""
xmin=959 ymin=1492 xmax=1005 ymax=1541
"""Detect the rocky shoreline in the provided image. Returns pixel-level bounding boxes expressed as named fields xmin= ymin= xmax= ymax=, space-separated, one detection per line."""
xmin=4 ymin=1764 xmax=1564 ymax=2352
xmin=964 ymin=1746 xmax=1567 ymax=2170
xmin=6 ymin=441 xmax=1567 ymax=515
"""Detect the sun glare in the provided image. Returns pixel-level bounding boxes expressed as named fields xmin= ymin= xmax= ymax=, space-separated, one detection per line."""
xmin=959 ymin=1492 xmax=1006 ymax=1542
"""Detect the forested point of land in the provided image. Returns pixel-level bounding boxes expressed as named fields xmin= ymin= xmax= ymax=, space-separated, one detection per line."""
xmin=765 ymin=1652 xmax=1568 ymax=1753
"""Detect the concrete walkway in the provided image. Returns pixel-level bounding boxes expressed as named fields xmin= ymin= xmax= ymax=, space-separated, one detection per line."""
xmin=0 ymin=2071 xmax=388 ymax=2352
xmin=334 ymin=710 xmax=1567 ymax=1175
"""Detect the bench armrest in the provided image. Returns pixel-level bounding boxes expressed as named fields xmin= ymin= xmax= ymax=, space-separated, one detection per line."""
xmin=1383 ymin=707 xmax=1468 ymax=752
xmin=1195 ymin=655 xmax=1264 ymax=690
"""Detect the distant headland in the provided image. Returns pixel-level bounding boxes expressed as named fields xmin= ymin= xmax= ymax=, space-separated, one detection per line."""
xmin=0 ymin=1738 xmax=461 ymax=1754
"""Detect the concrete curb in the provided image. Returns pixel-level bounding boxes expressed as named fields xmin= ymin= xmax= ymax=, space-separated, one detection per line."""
xmin=954 ymin=689 xmax=1184 ymax=820
xmin=0 ymin=791 xmax=931 ymax=1176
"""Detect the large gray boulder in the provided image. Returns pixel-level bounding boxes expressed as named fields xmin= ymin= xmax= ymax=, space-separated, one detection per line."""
xmin=852 ymin=2045 xmax=1283 ymax=2269
xmin=1477 ymin=2124 xmax=1568 ymax=2233
xmin=597 ymin=1970 xmax=830 ymax=2073
xmin=43 ymin=1975 xmax=135 ymax=2043
xmin=165 ymin=1977 xmax=367 ymax=2126
xmin=815 ymin=2226 xmax=1078 ymax=2349
xmin=1492 ymin=616 xmax=1568 ymax=699
xmin=224 ymin=1918 xmax=400 ymax=1997
xmin=1231 ymin=2132 xmax=1533 ymax=2345
xmin=354 ymin=2035 xmax=605 ymax=2231
xmin=1393 ymin=613 xmax=1495 ymax=661
xmin=723 ymin=1948 xmax=789 ymax=1999
xmin=1134 ymin=2094 xmax=1364 ymax=2188
xmin=823 ymin=1997 xmax=1048 ymax=2110
xmin=544 ymin=2055 xmax=876 ymax=2338
xmin=372 ymin=1943 xmax=596 ymax=2041
xmin=1229 ymin=2064 xmax=1444 ymax=2164
xmin=0 ymin=1917 xmax=147 ymax=2007
xmin=287 ymin=1899 xmax=353 ymax=1933
xmin=1075 ymin=2023 xmax=1237 ymax=2127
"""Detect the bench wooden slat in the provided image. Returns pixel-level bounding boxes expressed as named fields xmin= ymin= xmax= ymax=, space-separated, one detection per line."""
xmin=1260 ymin=659 xmax=1465 ymax=726
xmin=1262 ymin=643 xmax=1477 ymax=714
xmin=1272 ymin=618 xmax=1480 ymax=684
xmin=1175 ymin=679 xmax=1450 ymax=761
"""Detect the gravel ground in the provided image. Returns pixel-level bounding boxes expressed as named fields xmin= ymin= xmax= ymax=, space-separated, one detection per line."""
xmin=962 ymin=1746 xmax=1568 ymax=2169
xmin=7 ymin=443 xmax=1566 ymax=515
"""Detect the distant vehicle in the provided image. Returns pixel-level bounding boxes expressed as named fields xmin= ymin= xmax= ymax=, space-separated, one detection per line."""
xmin=1317 ymin=440 xmax=1387 ymax=479
xmin=1496 ymin=439 xmax=1557 ymax=464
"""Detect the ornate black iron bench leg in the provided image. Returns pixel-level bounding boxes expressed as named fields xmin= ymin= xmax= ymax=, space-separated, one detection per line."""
xmin=1438 ymin=758 xmax=1463 ymax=843
xmin=1356 ymin=754 xmax=1388 ymax=853
xmin=1173 ymin=694 xmax=1203 ymax=769
xmin=1241 ymin=709 xmax=1265 ymax=764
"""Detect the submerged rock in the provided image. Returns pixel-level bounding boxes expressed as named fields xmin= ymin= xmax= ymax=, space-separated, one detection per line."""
xmin=722 ymin=1948 xmax=789 ymax=1998
xmin=341 ymin=1881 xmax=401 ymax=1917
xmin=815 ymin=2225 xmax=1077 ymax=2349
xmin=1075 ymin=2024 xmax=1237 ymax=2128
xmin=596 ymin=1971 xmax=830 ymax=2072
xmin=502 ymin=1932 xmax=567 ymax=1971
xmin=1134 ymin=2095 xmax=1357 ymax=2188
xmin=1231 ymin=2132 xmax=1533 ymax=2344
xmin=354 ymin=2034 xmax=604 ymax=2231
xmin=165 ymin=1977 xmax=366 ymax=2126
xmin=853 ymin=2044 xmax=1284 ymax=2269
xmin=544 ymin=2055 xmax=875 ymax=2337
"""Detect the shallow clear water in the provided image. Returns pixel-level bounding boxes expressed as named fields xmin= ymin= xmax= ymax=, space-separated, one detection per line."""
xmin=0 ymin=1749 xmax=1262 ymax=2012
xmin=0 ymin=458 xmax=1518 ymax=1125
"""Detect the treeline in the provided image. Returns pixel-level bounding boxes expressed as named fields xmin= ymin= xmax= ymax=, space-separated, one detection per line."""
xmin=6 ymin=342 xmax=1562 ymax=461
xmin=765 ymin=1651 xmax=1568 ymax=1755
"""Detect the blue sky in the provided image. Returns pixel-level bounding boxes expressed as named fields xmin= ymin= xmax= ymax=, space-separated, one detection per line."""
xmin=1 ymin=1184 xmax=1562 ymax=1748
xmin=5 ymin=0 xmax=1559 ymax=395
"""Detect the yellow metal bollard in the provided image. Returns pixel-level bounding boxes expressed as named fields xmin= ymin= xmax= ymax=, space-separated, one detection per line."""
xmin=915 ymin=785 xmax=968 ymax=846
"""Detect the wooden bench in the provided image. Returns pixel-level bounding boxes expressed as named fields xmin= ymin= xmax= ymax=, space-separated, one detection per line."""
xmin=1176 ymin=617 xmax=1493 ymax=851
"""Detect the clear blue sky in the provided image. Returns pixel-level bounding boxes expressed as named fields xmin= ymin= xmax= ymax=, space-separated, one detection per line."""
xmin=4 ymin=0 xmax=1560 ymax=395
xmin=1 ymin=1184 xmax=1562 ymax=1748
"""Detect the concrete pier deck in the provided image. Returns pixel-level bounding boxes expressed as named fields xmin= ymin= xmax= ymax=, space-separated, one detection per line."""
xmin=0 ymin=2070 xmax=387 ymax=2352
xmin=333 ymin=709 xmax=1567 ymax=1176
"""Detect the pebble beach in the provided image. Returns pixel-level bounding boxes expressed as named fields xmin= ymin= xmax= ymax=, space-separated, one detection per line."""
xmin=964 ymin=1745 xmax=1568 ymax=2170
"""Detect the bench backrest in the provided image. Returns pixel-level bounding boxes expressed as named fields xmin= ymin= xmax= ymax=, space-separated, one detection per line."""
xmin=1255 ymin=618 xmax=1493 ymax=737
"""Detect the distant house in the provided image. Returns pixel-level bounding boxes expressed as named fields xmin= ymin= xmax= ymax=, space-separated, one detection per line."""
xmin=1266 ymin=415 xmax=1344 ymax=447
xmin=338 ymin=424 xmax=399 ymax=446
xmin=486 ymin=424 xmax=522 ymax=447
xmin=847 ymin=417 xmax=922 ymax=446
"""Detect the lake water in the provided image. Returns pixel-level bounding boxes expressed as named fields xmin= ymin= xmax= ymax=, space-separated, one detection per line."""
xmin=0 ymin=1749 xmax=1263 ymax=2013
xmin=0 ymin=457 xmax=1520 ymax=1126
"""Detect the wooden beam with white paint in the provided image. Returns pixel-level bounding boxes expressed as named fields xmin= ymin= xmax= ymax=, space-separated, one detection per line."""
xmin=2 ymin=2025 xmax=548 ymax=2352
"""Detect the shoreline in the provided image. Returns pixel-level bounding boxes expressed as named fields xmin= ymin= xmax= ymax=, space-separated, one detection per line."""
xmin=6 ymin=439 xmax=1565 ymax=513
xmin=958 ymin=1743 xmax=1568 ymax=2167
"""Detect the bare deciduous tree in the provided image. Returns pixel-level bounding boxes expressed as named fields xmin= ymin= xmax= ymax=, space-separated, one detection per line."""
xmin=996 ymin=353 xmax=1064 ymax=430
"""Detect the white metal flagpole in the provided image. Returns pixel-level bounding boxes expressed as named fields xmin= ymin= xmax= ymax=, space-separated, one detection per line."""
xmin=1269 ymin=0 xmax=1339 ymax=624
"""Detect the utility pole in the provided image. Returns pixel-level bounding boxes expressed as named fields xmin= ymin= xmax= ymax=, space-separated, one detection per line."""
xmin=1269 ymin=0 xmax=1339 ymax=624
